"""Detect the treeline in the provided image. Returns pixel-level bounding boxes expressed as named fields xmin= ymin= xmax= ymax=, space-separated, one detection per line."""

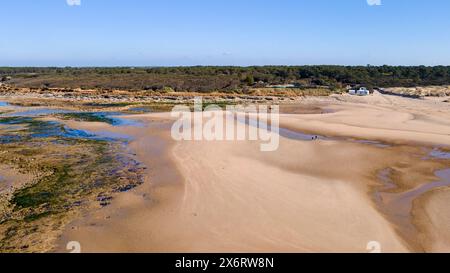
xmin=1 ymin=66 xmax=450 ymax=92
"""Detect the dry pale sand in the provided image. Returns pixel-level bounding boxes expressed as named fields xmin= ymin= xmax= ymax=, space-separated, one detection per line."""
xmin=278 ymin=92 xmax=450 ymax=146
xmin=54 ymin=93 xmax=449 ymax=253
xmin=0 ymin=165 xmax=33 ymax=195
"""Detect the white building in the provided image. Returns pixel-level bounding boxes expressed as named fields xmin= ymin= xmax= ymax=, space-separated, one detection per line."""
xmin=349 ymin=87 xmax=370 ymax=96
xmin=356 ymin=87 xmax=370 ymax=96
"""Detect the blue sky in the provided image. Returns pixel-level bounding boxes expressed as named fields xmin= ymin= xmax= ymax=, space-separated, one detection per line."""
xmin=1 ymin=0 xmax=450 ymax=66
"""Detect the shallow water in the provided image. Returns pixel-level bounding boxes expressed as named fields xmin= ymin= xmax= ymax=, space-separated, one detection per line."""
xmin=128 ymin=106 xmax=153 ymax=113
xmin=351 ymin=139 xmax=391 ymax=148
xmin=375 ymin=167 xmax=450 ymax=251
xmin=429 ymin=148 xmax=450 ymax=160
xmin=0 ymin=100 xmax=144 ymax=143
xmin=0 ymin=110 xmax=134 ymax=143
xmin=97 ymin=111 xmax=145 ymax=127
xmin=88 ymin=130 xmax=134 ymax=141
xmin=240 ymin=115 xmax=328 ymax=141
xmin=0 ymin=101 xmax=143 ymax=128
xmin=243 ymin=115 xmax=395 ymax=148
xmin=0 ymin=118 xmax=127 ymax=143
xmin=278 ymin=127 xmax=327 ymax=141
xmin=0 ymin=135 xmax=24 ymax=144
xmin=6 ymin=108 xmax=73 ymax=117
xmin=394 ymin=169 xmax=450 ymax=208
xmin=108 ymin=115 xmax=144 ymax=127
xmin=373 ymin=168 xmax=397 ymax=204
xmin=64 ymin=112 xmax=145 ymax=127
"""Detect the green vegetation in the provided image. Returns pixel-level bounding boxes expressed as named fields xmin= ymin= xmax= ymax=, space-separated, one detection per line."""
xmin=58 ymin=112 xmax=116 ymax=125
xmin=200 ymin=101 xmax=237 ymax=110
xmin=124 ymin=103 xmax=177 ymax=113
xmin=13 ymin=165 xmax=71 ymax=209
xmin=1 ymin=66 xmax=450 ymax=93
xmin=0 ymin=117 xmax=145 ymax=252
xmin=82 ymin=102 xmax=136 ymax=108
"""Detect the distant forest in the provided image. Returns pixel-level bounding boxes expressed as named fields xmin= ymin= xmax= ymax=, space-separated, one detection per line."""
xmin=1 ymin=66 xmax=450 ymax=92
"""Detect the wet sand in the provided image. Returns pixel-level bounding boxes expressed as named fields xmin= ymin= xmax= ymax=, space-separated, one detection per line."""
xmin=55 ymin=117 xmax=405 ymax=252
xmin=52 ymin=93 xmax=450 ymax=253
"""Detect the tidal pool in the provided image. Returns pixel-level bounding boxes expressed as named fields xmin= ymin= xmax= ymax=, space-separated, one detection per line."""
xmin=0 ymin=101 xmax=146 ymax=252
xmin=429 ymin=148 xmax=450 ymax=160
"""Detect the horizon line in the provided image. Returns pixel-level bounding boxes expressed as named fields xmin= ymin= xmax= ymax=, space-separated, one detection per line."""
xmin=2 ymin=64 xmax=450 ymax=68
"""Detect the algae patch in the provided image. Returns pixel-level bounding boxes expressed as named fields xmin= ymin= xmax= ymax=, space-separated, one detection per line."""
xmin=0 ymin=117 xmax=145 ymax=252
xmin=58 ymin=112 xmax=117 ymax=125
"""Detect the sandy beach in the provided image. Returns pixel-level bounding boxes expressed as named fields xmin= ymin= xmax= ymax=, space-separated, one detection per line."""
xmin=3 ymin=0 xmax=450 ymax=258
xmin=51 ymin=92 xmax=450 ymax=253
